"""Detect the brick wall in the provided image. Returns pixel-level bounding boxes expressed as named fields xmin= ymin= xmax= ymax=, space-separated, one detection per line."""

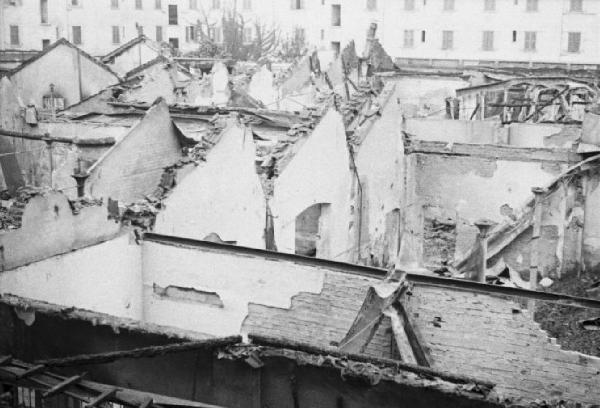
xmin=405 ymin=285 xmax=600 ymax=404
xmin=243 ymin=270 xmax=394 ymax=359
xmin=243 ymin=265 xmax=600 ymax=404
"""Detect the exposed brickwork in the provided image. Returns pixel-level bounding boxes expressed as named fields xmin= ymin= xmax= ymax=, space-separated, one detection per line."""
xmin=243 ymin=270 xmax=393 ymax=359
xmin=244 ymin=266 xmax=600 ymax=405
xmin=405 ymin=285 xmax=600 ymax=404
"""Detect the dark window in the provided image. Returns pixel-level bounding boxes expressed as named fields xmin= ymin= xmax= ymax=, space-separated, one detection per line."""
xmin=331 ymin=41 xmax=341 ymax=57
xmin=482 ymin=30 xmax=494 ymax=50
xmin=331 ymin=5 xmax=341 ymax=26
xmin=291 ymin=0 xmax=303 ymax=9
xmin=156 ymin=25 xmax=163 ymax=42
xmin=568 ymin=32 xmax=581 ymax=52
xmin=524 ymin=31 xmax=536 ymax=51
xmin=442 ymin=30 xmax=453 ymax=49
xmin=42 ymin=39 xmax=50 ymax=49
xmin=72 ymin=26 xmax=82 ymax=44
xmin=168 ymin=5 xmax=178 ymax=25
xmin=366 ymin=0 xmax=376 ymax=10
xmin=512 ymin=30 xmax=517 ymax=42
xmin=112 ymin=25 xmax=120 ymax=43
xmin=526 ymin=0 xmax=538 ymax=11
xmin=10 ymin=26 xmax=19 ymax=46
xmin=570 ymin=0 xmax=582 ymax=12
xmin=111 ymin=0 xmax=118 ymax=9
xmin=169 ymin=37 xmax=180 ymax=50
xmin=71 ymin=0 xmax=79 ymax=6
xmin=421 ymin=30 xmax=426 ymax=42
xmin=40 ymin=0 xmax=48 ymax=23
xmin=135 ymin=0 xmax=142 ymax=9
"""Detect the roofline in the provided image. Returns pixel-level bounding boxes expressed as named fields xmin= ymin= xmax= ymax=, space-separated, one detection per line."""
xmin=102 ymin=34 xmax=156 ymax=62
xmin=7 ymin=38 xmax=121 ymax=80
xmin=143 ymin=232 xmax=600 ymax=310
xmin=124 ymin=55 xmax=170 ymax=78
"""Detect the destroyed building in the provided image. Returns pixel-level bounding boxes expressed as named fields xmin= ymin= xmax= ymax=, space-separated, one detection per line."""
xmin=0 ymin=20 xmax=599 ymax=408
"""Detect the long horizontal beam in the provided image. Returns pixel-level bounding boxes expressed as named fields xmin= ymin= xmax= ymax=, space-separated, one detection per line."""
xmin=36 ymin=336 xmax=242 ymax=367
xmin=0 ymin=128 xmax=113 ymax=146
xmin=248 ymin=334 xmax=496 ymax=389
xmin=143 ymin=232 xmax=600 ymax=310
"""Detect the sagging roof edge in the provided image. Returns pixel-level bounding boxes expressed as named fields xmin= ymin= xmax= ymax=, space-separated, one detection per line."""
xmin=247 ymin=334 xmax=496 ymax=389
xmin=455 ymin=76 xmax=594 ymax=94
xmin=0 ymin=293 xmax=214 ymax=341
xmin=143 ymin=232 xmax=600 ymax=310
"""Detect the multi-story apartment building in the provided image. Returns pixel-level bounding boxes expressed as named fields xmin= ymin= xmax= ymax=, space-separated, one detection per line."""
xmin=281 ymin=0 xmax=600 ymax=67
xmin=0 ymin=0 xmax=274 ymax=56
xmin=2 ymin=0 xmax=599 ymax=66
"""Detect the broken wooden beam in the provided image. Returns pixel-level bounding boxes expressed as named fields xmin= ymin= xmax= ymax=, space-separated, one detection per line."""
xmin=85 ymin=388 xmax=117 ymax=408
xmin=249 ymin=334 xmax=496 ymax=389
xmin=138 ymin=397 xmax=153 ymax=408
xmin=42 ymin=374 xmax=86 ymax=399
xmin=384 ymin=307 xmax=417 ymax=365
xmin=393 ymin=303 xmax=430 ymax=367
xmin=37 ymin=336 xmax=242 ymax=367
xmin=338 ymin=279 xmax=408 ymax=353
xmin=17 ymin=364 xmax=45 ymax=380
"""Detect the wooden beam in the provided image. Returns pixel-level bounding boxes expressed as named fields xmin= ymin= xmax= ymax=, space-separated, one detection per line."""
xmin=85 ymin=388 xmax=118 ymax=408
xmin=0 ymin=356 xmax=12 ymax=366
xmin=338 ymin=280 xmax=407 ymax=353
xmin=393 ymin=303 xmax=430 ymax=367
xmin=17 ymin=364 xmax=45 ymax=380
xmin=37 ymin=336 xmax=242 ymax=367
xmin=42 ymin=374 xmax=86 ymax=399
xmin=139 ymin=397 xmax=153 ymax=408
xmin=384 ymin=307 xmax=417 ymax=365
xmin=249 ymin=334 xmax=496 ymax=389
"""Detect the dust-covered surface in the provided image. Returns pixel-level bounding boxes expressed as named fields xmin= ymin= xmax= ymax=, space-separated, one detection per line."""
xmin=534 ymin=271 xmax=600 ymax=357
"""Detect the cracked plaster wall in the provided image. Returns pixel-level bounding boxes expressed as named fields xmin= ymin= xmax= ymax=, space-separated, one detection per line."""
xmin=154 ymin=122 xmax=266 ymax=248
xmin=141 ymin=241 xmax=325 ymax=337
xmin=403 ymin=152 xmax=567 ymax=269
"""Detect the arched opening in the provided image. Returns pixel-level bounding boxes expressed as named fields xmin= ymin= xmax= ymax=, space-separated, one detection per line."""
xmin=295 ymin=203 xmax=331 ymax=258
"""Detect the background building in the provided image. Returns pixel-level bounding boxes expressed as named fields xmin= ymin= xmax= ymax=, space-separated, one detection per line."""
xmin=1 ymin=0 xmax=600 ymax=66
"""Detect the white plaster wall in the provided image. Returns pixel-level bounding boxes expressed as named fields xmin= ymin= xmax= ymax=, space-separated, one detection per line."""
xmin=415 ymin=155 xmax=566 ymax=259
xmin=583 ymin=173 xmax=600 ymax=271
xmin=272 ymin=110 xmax=353 ymax=261
xmin=141 ymin=241 xmax=324 ymax=336
xmin=507 ymin=123 xmax=572 ymax=148
xmin=0 ymin=234 xmax=143 ymax=319
xmin=9 ymin=43 xmax=119 ymax=108
xmin=405 ymin=119 xmax=502 ymax=144
xmin=154 ymin=123 xmax=267 ymax=248
xmin=355 ymin=83 xmax=404 ymax=264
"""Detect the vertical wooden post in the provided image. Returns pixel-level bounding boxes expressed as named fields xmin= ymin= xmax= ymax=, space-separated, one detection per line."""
xmin=529 ymin=187 xmax=546 ymax=312
xmin=474 ymin=219 xmax=494 ymax=283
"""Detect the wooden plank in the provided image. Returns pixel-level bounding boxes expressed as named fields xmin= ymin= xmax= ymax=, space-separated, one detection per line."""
xmin=85 ymin=388 xmax=117 ymax=408
xmin=37 ymin=336 xmax=242 ymax=368
xmin=16 ymin=365 xmax=45 ymax=380
xmin=384 ymin=308 xmax=417 ymax=365
xmin=138 ymin=397 xmax=153 ymax=408
xmin=338 ymin=280 xmax=407 ymax=353
xmin=394 ymin=303 xmax=430 ymax=367
xmin=42 ymin=374 xmax=86 ymax=399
